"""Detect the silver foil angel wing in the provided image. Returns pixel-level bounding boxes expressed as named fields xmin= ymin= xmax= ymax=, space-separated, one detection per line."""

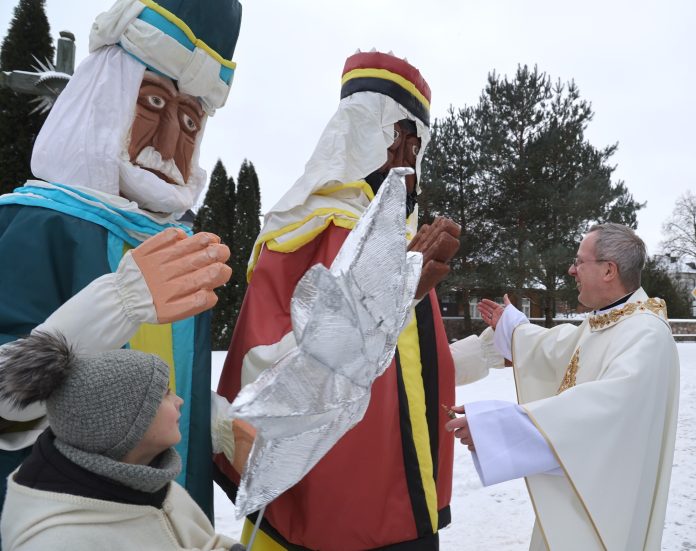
xmin=228 ymin=168 xmax=422 ymax=518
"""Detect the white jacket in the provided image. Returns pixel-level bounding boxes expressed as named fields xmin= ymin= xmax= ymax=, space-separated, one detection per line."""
xmin=1 ymin=473 xmax=235 ymax=550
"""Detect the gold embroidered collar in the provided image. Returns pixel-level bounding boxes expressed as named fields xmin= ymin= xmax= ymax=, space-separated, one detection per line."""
xmin=588 ymin=297 xmax=667 ymax=331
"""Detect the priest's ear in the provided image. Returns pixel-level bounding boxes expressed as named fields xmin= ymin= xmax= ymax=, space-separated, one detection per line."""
xmin=602 ymin=260 xmax=619 ymax=282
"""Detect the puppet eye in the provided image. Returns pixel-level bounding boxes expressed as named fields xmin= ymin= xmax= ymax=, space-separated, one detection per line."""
xmin=393 ymin=128 xmax=401 ymax=142
xmin=181 ymin=113 xmax=198 ymax=132
xmin=147 ymin=95 xmax=166 ymax=109
xmin=411 ymin=144 xmax=420 ymax=156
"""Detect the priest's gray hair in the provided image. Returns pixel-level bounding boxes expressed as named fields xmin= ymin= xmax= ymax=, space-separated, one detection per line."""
xmin=588 ymin=223 xmax=647 ymax=291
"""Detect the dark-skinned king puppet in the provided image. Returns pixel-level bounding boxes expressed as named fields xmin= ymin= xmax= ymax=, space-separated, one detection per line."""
xmin=213 ymin=50 xmax=504 ymax=551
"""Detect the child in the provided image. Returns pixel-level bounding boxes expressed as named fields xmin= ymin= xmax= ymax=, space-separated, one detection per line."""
xmin=0 ymin=331 xmax=240 ymax=551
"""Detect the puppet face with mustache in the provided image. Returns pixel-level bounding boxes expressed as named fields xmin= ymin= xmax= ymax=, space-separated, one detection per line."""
xmin=128 ymin=71 xmax=204 ymax=186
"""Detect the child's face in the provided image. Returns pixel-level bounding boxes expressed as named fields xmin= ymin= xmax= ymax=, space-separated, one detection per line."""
xmin=141 ymin=389 xmax=183 ymax=454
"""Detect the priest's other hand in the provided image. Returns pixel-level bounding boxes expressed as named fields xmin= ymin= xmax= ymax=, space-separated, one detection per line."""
xmin=132 ymin=228 xmax=232 ymax=324
xmin=477 ymin=294 xmax=511 ymax=330
xmin=445 ymin=405 xmax=475 ymax=452
xmin=408 ymin=217 xmax=461 ymax=299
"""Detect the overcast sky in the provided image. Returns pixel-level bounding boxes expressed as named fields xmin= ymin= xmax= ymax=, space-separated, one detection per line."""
xmin=1 ymin=0 xmax=694 ymax=254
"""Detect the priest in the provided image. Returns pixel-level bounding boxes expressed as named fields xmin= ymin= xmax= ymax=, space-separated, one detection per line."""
xmin=448 ymin=223 xmax=680 ymax=550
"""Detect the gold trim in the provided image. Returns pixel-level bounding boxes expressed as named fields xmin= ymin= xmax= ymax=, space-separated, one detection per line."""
xmin=313 ymin=181 xmax=375 ymax=200
xmin=523 ymin=479 xmax=551 ymax=551
xmin=557 ymin=349 xmax=580 ymax=394
xmin=246 ymin=209 xmax=360 ymax=281
xmin=588 ymin=298 xmax=667 ymax=330
xmin=513 ymin=328 xmax=551 ymax=550
xmin=521 ymin=406 xmax=608 ymax=551
xmin=247 ymin=181 xmax=373 ymax=281
xmin=511 ymin=325 xmax=522 ymax=404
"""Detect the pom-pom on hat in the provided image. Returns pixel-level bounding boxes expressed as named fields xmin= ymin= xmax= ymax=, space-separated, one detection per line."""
xmin=340 ymin=50 xmax=431 ymax=127
xmin=0 ymin=332 xmax=170 ymax=461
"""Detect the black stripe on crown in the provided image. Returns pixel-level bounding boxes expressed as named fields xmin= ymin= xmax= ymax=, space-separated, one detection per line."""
xmin=341 ymin=77 xmax=430 ymax=127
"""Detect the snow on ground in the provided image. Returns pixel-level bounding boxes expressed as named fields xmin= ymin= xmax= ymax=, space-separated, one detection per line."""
xmin=211 ymin=344 xmax=696 ymax=550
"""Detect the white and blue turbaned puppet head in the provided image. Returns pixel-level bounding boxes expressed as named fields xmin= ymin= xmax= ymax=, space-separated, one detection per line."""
xmin=30 ymin=0 xmax=242 ymax=217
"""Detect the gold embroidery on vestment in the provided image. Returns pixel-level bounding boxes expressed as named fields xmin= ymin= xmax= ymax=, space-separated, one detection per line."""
xmin=588 ymin=298 xmax=667 ymax=330
xmin=557 ymin=349 xmax=580 ymax=394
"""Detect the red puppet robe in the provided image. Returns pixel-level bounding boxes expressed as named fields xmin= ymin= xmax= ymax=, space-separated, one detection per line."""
xmin=215 ymin=220 xmax=455 ymax=551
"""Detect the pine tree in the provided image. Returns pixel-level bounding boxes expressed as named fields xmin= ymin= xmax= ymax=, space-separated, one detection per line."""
xmin=0 ymin=0 xmax=54 ymax=196
xmin=421 ymin=66 xmax=644 ymax=329
xmin=641 ymin=258 xmax=693 ymax=319
xmin=232 ymin=159 xmax=261 ymax=329
xmin=474 ymin=65 xmax=643 ymax=325
xmin=420 ymin=107 xmax=500 ymax=333
xmin=194 ymin=160 xmax=236 ymax=349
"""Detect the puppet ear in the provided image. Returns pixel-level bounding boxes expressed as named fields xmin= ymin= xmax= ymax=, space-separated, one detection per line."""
xmin=0 ymin=331 xmax=75 ymax=408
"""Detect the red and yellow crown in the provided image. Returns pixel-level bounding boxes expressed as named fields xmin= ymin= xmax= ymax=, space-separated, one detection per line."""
xmin=340 ymin=51 xmax=431 ymax=126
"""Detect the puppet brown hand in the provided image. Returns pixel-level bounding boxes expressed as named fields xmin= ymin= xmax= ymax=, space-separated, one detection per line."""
xmin=232 ymin=419 xmax=256 ymax=475
xmin=408 ymin=217 xmax=461 ymax=299
xmin=131 ymin=228 xmax=232 ymax=324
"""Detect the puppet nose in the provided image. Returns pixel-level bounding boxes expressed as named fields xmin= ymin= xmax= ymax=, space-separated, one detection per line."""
xmin=153 ymin=114 xmax=180 ymax=160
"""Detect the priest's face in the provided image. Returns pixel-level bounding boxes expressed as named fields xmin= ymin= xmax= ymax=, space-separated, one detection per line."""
xmin=379 ymin=120 xmax=421 ymax=193
xmin=128 ymin=72 xmax=204 ymax=186
xmin=568 ymin=232 xmax=609 ymax=309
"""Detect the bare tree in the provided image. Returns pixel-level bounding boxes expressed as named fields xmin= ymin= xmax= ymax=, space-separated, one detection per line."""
xmin=661 ymin=190 xmax=696 ymax=260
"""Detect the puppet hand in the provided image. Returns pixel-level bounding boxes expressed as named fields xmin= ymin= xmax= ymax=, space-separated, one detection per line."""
xmin=212 ymin=417 xmax=256 ymax=476
xmin=408 ymin=217 xmax=461 ymax=299
xmin=131 ymin=228 xmax=232 ymax=324
xmin=231 ymin=419 xmax=256 ymax=475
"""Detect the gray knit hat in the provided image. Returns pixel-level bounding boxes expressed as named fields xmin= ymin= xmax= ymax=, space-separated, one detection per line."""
xmin=0 ymin=331 xmax=170 ymax=461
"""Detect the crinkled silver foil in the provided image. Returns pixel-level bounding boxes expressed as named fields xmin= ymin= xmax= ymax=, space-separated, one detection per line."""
xmin=228 ymin=168 xmax=422 ymax=518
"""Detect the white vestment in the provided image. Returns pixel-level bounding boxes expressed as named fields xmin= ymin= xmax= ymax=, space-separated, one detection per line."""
xmin=512 ymin=288 xmax=679 ymax=550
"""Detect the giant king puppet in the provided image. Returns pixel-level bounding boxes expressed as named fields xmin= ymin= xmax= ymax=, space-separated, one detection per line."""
xmin=214 ymin=51 xmax=502 ymax=550
xmin=0 ymin=0 xmax=242 ymax=520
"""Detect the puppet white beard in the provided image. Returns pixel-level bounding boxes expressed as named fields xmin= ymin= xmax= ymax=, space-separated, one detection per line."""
xmin=134 ymin=146 xmax=186 ymax=186
xmin=118 ymin=148 xmax=206 ymax=216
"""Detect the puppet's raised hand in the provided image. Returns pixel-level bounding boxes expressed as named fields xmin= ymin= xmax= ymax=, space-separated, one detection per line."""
xmin=132 ymin=228 xmax=232 ymax=323
xmin=408 ymin=217 xmax=461 ymax=299
xmin=211 ymin=394 xmax=257 ymax=477
xmin=230 ymin=419 xmax=256 ymax=475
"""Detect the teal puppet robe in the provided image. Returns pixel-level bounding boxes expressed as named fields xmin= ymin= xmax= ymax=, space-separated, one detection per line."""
xmin=0 ymin=182 xmax=214 ymax=518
